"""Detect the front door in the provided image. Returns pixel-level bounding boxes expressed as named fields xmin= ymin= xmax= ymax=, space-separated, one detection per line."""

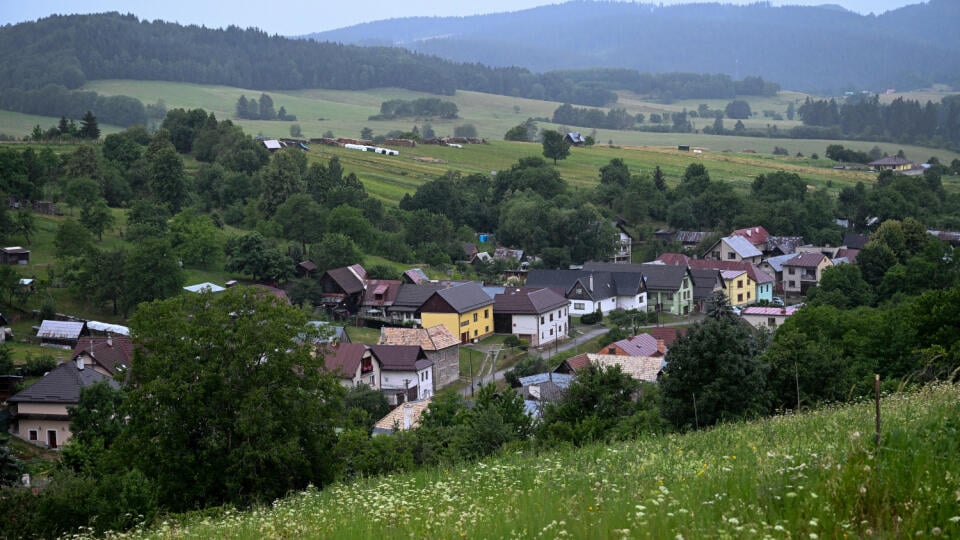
xmin=47 ymin=430 xmax=57 ymax=449
xmin=460 ymin=332 xmax=469 ymax=344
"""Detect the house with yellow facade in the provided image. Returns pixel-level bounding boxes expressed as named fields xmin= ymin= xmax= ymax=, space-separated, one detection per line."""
xmin=721 ymin=269 xmax=756 ymax=306
xmin=420 ymin=282 xmax=494 ymax=344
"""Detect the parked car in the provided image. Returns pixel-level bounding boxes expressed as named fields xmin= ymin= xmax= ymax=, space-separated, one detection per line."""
xmin=771 ymin=297 xmax=784 ymax=306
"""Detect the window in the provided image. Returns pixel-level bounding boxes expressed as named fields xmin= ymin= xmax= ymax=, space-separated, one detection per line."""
xmin=788 ymin=268 xmax=796 ymax=275
xmin=549 ymin=313 xmax=554 ymax=322
xmin=573 ymin=303 xmax=585 ymax=310
xmin=484 ymin=309 xmax=489 ymax=319
xmin=550 ymin=328 xmax=554 ymax=335
xmin=747 ymin=291 xmax=751 ymax=299
xmin=473 ymin=329 xmax=478 ymax=337
xmin=788 ymin=281 xmax=796 ymax=288
xmin=608 ymin=347 xmax=616 ymax=354
xmin=727 ymin=252 xmax=736 ymax=259
xmin=737 ymin=280 xmax=743 ymax=288
xmin=541 ymin=316 xmax=545 ymax=324
xmin=361 ymin=356 xmax=373 ymax=373
xmin=737 ymin=293 xmax=743 ymax=302
xmin=576 ymin=287 xmax=583 ymax=295
xmin=485 ymin=325 xmax=489 ymax=333
xmin=29 ymin=430 xmax=37 ymax=441
xmin=473 ymin=313 xmax=478 ymax=322
xmin=768 ymin=318 xmax=776 ymax=326
xmin=460 ymin=320 xmax=469 ymax=327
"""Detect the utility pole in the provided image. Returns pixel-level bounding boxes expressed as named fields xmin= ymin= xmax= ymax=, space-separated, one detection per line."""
xmin=469 ymin=347 xmax=474 ymax=397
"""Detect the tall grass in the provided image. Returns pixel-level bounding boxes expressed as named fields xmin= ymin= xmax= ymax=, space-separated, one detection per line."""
xmin=95 ymin=383 xmax=960 ymax=539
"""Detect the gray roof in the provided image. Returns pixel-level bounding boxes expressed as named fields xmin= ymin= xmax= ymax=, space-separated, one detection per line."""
xmin=369 ymin=345 xmax=429 ymax=371
xmin=723 ymin=235 xmax=763 ymax=258
xmin=518 ymin=372 xmax=573 ymax=388
xmin=689 ymin=268 xmax=722 ymax=301
xmin=37 ymin=320 xmax=87 ymax=340
xmin=434 ymin=282 xmax=494 ymax=312
xmin=525 ymin=269 xmax=614 ymax=301
xmin=494 ymin=287 xmax=569 ymax=315
xmin=764 ymin=253 xmax=798 ymax=272
xmin=9 ymin=361 xmax=118 ymax=404
xmin=390 ymin=283 xmax=444 ymax=312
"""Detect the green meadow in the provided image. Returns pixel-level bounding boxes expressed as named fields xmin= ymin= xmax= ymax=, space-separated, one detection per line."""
xmin=89 ymin=383 xmax=960 ymax=539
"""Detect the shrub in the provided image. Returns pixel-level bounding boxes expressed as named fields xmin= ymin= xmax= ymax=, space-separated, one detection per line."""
xmin=21 ymin=356 xmax=56 ymax=377
xmin=580 ymin=311 xmax=602 ymax=325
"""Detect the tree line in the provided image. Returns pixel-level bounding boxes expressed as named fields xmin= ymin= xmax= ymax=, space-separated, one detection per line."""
xmin=235 ymin=93 xmax=296 ymax=121
xmin=370 ymin=98 xmax=459 ymax=120
xmin=798 ymin=94 xmax=960 ymax=150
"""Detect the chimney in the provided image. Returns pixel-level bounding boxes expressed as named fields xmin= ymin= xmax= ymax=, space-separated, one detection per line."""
xmin=76 ymin=355 xmax=84 ymax=370
xmin=656 ymin=339 xmax=666 ymax=355
xmin=402 ymin=403 xmax=413 ymax=430
xmin=107 ymin=335 xmax=113 ymax=347
xmin=588 ymin=274 xmax=594 ymax=292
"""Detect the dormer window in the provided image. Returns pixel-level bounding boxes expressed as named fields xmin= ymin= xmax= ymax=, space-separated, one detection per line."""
xmin=361 ymin=356 xmax=373 ymax=373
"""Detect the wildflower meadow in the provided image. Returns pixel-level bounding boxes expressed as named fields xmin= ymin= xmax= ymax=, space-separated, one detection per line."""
xmin=85 ymin=383 xmax=960 ymax=539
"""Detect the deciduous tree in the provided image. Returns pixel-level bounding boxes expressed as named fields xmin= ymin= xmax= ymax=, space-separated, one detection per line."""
xmin=117 ymin=288 xmax=343 ymax=509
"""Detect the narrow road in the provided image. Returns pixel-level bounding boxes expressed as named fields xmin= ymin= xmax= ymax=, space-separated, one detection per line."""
xmin=457 ymin=315 xmax=704 ymax=397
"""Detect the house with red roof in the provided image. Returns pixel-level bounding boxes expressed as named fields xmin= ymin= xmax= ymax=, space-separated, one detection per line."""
xmin=321 ymin=342 xmax=381 ymax=389
xmin=70 ymin=335 xmax=134 ymax=377
xmin=361 ymin=279 xmax=401 ymax=317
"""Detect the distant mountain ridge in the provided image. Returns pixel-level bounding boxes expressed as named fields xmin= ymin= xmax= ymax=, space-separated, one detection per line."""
xmin=304 ymin=0 xmax=960 ymax=93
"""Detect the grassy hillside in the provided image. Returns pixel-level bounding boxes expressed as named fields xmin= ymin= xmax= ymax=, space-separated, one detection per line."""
xmin=80 ymin=80 xmax=960 ymax=165
xmin=94 ymin=383 xmax=960 ymax=539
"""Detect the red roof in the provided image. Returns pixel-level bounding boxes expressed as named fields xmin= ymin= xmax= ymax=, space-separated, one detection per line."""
xmin=655 ymin=253 xmax=692 ymax=266
xmin=731 ymin=226 xmax=770 ymax=247
xmin=322 ymin=343 xmax=373 ymax=379
xmin=646 ymin=327 xmax=687 ymax=347
xmin=70 ymin=336 xmax=134 ymax=376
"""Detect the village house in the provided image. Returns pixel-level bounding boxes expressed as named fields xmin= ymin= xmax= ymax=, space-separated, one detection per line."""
xmin=386 ymin=283 xmax=444 ymax=325
xmin=7 ymin=358 xmax=119 ymax=449
xmin=655 ymin=253 xmax=775 ymax=306
xmin=322 ymin=342 xmax=381 ymax=389
xmin=582 ymin=262 xmax=693 ymax=316
xmin=360 ymin=279 xmax=402 ymax=319
xmin=554 ymin=352 xmax=663 ymax=383
xmin=609 ymin=220 xmax=633 ymax=264
xmin=318 ymin=264 xmax=367 ymax=316
xmin=721 ymin=269 xmax=756 ymax=307
xmin=493 ymin=287 xmax=570 ymax=348
xmin=369 ymin=345 xmax=433 ymax=405
xmin=741 ymin=305 xmax=803 ymax=330
xmin=782 ymin=252 xmax=833 ymax=295
xmin=69 ymin=335 xmax=134 ymax=377
xmin=420 ymin=282 xmax=494 ymax=344
xmin=379 ymin=325 xmax=460 ymax=390
xmin=704 ymin=235 xmax=764 ymax=264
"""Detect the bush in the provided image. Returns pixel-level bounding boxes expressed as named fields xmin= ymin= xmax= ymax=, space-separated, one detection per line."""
xmin=21 ymin=356 xmax=56 ymax=377
xmin=503 ymin=335 xmax=521 ymax=348
xmin=580 ymin=311 xmax=602 ymax=325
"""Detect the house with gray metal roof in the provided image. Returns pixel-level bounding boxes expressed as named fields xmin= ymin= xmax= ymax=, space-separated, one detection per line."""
xmin=704 ymin=235 xmax=763 ymax=264
xmin=8 ymin=358 xmax=119 ymax=448
xmin=525 ymin=268 xmax=647 ymax=316
xmin=385 ymin=283 xmax=444 ymax=324
xmin=583 ymin=262 xmax=694 ymax=315
xmin=421 ymin=282 xmax=495 ymax=343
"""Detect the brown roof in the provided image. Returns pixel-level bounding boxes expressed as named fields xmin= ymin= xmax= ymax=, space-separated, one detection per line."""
xmin=378 ymin=325 xmax=459 ymax=351
xmin=556 ymin=353 xmax=591 ymax=373
xmin=321 ymin=343 xmax=373 ymax=379
xmin=368 ymin=345 xmax=428 ymax=371
xmin=784 ymin=252 xmax=829 ymax=268
xmin=731 ymin=226 xmax=770 ymax=246
xmin=70 ymin=336 xmax=134 ymax=376
xmin=362 ymin=279 xmax=401 ymax=307
xmin=324 ymin=265 xmax=367 ymax=294
xmin=646 ymin=327 xmax=687 ymax=348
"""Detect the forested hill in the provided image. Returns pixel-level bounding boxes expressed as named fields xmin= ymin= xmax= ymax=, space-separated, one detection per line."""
xmin=305 ymin=0 xmax=960 ymax=94
xmin=0 ymin=12 xmax=618 ymax=107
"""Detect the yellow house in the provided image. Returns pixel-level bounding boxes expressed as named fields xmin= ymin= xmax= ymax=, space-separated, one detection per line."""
xmin=420 ymin=283 xmax=494 ymax=344
xmin=721 ymin=270 xmax=756 ymax=306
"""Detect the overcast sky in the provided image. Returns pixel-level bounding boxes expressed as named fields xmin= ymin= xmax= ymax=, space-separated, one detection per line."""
xmin=0 ymin=0 xmax=922 ymax=36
